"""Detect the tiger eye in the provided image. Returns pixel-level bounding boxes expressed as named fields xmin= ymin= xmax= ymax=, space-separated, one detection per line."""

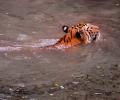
xmin=75 ymin=32 xmax=81 ymax=38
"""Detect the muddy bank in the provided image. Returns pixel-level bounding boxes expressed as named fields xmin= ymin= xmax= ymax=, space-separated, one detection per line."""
xmin=0 ymin=64 xmax=120 ymax=100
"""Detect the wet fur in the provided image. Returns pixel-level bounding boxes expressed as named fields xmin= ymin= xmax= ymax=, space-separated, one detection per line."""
xmin=44 ymin=22 xmax=100 ymax=49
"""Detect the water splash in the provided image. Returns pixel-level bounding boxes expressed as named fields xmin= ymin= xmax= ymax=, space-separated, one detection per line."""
xmin=0 ymin=39 xmax=58 ymax=52
xmin=0 ymin=46 xmax=22 ymax=52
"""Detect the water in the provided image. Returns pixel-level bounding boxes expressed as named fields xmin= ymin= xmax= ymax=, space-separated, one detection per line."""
xmin=0 ymin=0 xmax=120 ymax=99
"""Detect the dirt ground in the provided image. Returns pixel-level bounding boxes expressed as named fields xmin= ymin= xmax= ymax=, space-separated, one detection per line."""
xmin=0 ymin=0 xmax=120 ymax=100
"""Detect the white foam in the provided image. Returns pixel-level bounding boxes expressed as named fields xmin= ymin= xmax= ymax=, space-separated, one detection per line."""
xmin=20 ymin=39 xmax=58 ymax=48
xmin=0 ymin=46 xmax=22 ymax=52
xmin=0 ymin=39 xmax=59 ymax=52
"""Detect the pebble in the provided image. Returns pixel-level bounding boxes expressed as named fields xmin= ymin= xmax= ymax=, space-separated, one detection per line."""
xmin=22 ymin=96 xmax=28 ymax=99
xmin=54 ymin=83 xmax=59 ymax=87
xmin=94 ymin=92 xmax=102 ymax=95
xmin=72 ymin=74 xmax=85 ymax=78
xmin=115 ymin=3 xmax=119 ymax=6
xmin=96 ymin=66 xmax=101 ymax=69
xmin=100 ymin=74 xmax=105 ymax=77
xmin=118 ymin=64 xmax=120 ymax=67
xmin=5 ymin=12 xmax=9 ymax=15
xmin=49 ymin=94 xmax=54 ymax=96
xmin=60 ymin=86 xmax=64 ymax=89
xmin=17 ymin=83 xmax=25 ymax=87
xmin=72 ymin=81 xmax=79 ymax=85
xmin=9 ymin=88 xmax=13 ymax=91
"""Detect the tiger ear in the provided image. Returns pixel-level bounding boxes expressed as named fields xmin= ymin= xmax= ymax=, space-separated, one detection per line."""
xmin=62 ymin=25 xmax=69 ymax=33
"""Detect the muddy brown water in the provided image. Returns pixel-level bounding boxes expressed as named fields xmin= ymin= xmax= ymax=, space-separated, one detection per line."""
xmin=0 ymin=0 xmax=120 ymax=100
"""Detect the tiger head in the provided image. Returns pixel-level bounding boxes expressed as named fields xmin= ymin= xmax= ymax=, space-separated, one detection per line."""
xmin=62 ymin=22 xmax=100 ymax=43
xmin=55 ymin=22 xmax=100 ymax=47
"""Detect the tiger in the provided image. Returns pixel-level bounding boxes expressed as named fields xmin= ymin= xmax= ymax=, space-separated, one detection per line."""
xmin=47 ymin=22 xmax=100 ymax=49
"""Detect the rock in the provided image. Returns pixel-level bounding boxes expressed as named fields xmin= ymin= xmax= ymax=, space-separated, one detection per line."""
xmin=60 ymin=86 xmax=64 ymax=89
xmin=5 ymin=12 xmax=9 ymax=15
xmin=96 ymin=66 xmax=101 ymax=69
xmin=17 ymin=83 xmax=25 ymax=87
xmin=22 ymin=96 xmax=28 ymax=99
xmin=9 ymin=88 xmax=13 ymax=91
xmin=115 ymin=3 xmax=119 ymax=6
xmin=94 ymin=92 xmax=102 ymax=95
xmin=54 ymin=83 xmax=59 ymax=87
xmin=72 ymin=81 xmax=79 ymax=85
xmin=100 ymin=74 xmax=105 ymax=77
xmin=49 ymin=94 xmax=54 ymax=96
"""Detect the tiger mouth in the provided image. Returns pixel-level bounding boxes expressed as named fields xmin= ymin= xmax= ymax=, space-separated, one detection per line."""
xmin=90 ymin=34 xmax=97 ymax=41
xmin=89 ymin=32 xmax=100 ymax=42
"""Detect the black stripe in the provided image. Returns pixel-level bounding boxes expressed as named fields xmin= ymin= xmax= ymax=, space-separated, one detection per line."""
xmin=66 ymin=40 xmax=68 ymax=44
xmin=63 ymin=35 xmax=66 ymax=42
xmin=70 ymin=32 xmax=72 ymax=39
xmin=68 ymin=37 xmax=71 ymax=42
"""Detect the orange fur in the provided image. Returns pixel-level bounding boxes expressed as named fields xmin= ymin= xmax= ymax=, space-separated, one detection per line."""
xmin=53 ymin=22 xmax=100 ymax=48
xmin=43 ymin=22 xmax=100 ymax=49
